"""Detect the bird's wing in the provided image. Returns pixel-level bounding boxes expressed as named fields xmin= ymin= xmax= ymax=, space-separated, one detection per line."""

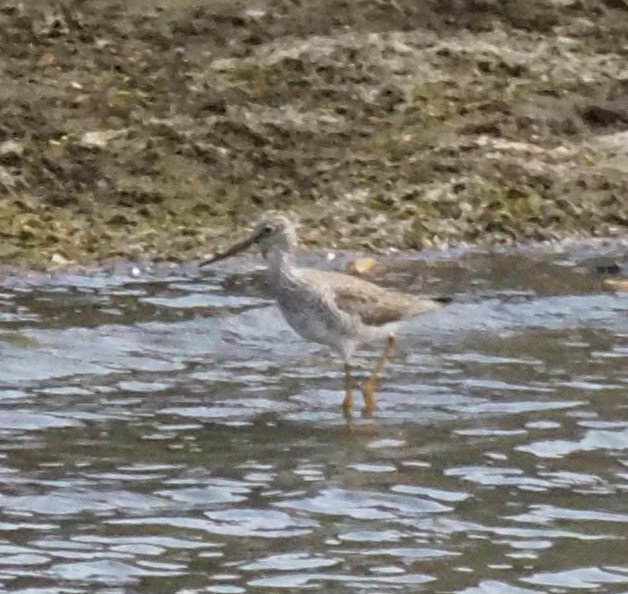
xmin=300 ymin=269 xmax=442 ymax=327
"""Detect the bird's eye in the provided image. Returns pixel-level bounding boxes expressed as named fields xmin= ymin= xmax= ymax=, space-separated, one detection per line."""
xmin=262 ymin=225 xmax=273 ymax=235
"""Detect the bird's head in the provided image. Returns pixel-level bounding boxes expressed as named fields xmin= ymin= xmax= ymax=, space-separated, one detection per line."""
xmin=201 ymin=212 xmax=298 ymax=265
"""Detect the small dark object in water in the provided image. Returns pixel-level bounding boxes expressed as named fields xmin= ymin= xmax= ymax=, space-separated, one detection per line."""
xmin=594 ymin=263 xmax=623 ymax=276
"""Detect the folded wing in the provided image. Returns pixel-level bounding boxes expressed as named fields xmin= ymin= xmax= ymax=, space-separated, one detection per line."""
xmin=300 ymin=269 xmax=443 ymax=327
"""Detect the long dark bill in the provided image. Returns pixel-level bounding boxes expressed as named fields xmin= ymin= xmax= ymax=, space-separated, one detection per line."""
xmin=199 ymin=233 xmax=258 ymax=267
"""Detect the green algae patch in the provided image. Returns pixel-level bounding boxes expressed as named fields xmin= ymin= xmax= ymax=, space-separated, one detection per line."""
xmin=1 ymin=332 xmax=40 ymax=348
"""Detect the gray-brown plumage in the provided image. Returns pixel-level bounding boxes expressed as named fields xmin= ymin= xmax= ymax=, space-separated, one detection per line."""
xmin=301 ymin=269 xmax=444 ymax=327
xmin=201 ymin=213 xmax=447 ymax=415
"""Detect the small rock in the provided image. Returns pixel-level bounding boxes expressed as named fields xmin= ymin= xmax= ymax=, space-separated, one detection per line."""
xmin=94 ymin=38 xmax=113 ymax=50
xmin=347 ymin=257 xmax=378 ymax=276
xmin=0 ymin=166 xmax=19 ymax=188
xmin=581 ymin=103 xmax=628 ymax=128
xmin=595 ymin=263 xmax=623 ymax=275
xmin=244 ymin=8 xmax=267 ymax=19
xmin=210 ymin=58 xmax=238 ymax=72
xmin=602 ymin=278 xmax=628 ymax=292
xmin=0 ymin=140 xmax=24 ymax=163
xmin=78 ymin=129 xmax=126 ymax=149
xmin=50 ymin=253 xmax=69 ymax=266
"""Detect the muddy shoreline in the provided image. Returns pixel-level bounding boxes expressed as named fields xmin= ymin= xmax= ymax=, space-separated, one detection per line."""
xmin=1 ymin=0 xmax=627 ymax=268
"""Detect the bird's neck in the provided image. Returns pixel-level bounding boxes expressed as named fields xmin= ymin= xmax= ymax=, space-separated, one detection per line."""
xmin=265 ymin=247 xmax=297 ymax=285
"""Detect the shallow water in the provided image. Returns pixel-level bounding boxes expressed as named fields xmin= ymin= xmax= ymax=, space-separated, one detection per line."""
xmin=0 ymin=242 xmax=627 ymax=594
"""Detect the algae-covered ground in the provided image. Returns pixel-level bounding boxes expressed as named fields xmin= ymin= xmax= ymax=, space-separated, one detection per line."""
xmin=1 ymin=0 xmax=628 ymax=267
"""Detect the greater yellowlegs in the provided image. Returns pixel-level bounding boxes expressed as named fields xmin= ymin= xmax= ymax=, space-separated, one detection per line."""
xmin=201 ymin=213 xmax=447 ymax=415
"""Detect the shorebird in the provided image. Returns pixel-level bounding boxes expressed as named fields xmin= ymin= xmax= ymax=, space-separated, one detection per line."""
xmin=201 ymin=213 xmax=447 ymax=415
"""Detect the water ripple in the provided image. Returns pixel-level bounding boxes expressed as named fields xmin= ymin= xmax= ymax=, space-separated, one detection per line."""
xmin=0 ymin=244 xmax=627 ymax=592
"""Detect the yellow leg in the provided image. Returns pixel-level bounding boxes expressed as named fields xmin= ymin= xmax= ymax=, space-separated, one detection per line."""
xmin=361 ymin=334 xmax=397 ymax=414
xmin=342 ymin=363 xmax=354 ymax=416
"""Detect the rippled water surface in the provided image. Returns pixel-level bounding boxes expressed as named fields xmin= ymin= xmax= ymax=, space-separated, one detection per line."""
xmin=1 ymin=243 xmax=627 ymax=593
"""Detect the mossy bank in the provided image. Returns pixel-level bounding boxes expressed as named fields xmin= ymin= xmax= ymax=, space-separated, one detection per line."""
xmin=1 ymin=0 xmax=628 ymax=268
